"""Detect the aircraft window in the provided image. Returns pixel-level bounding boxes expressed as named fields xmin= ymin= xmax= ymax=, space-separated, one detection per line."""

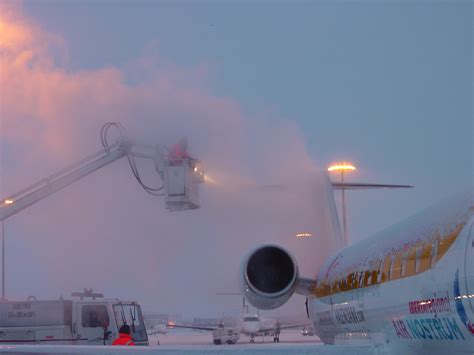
xmin=369 ymin=270 xmax=376 ymax=285
xmin=353 ymin=273 xmax=358 ymax=288
xmin=364 ymin=271 xmax=371 ymax=286
xmin=380 ymin=256 xmax=390 ymax=283
xmin=401 ymin=251 xmax=408 ymax=277
xmin=347 ymin=273 xmax=354 ymax=289
xmin=82 ymin=305 xmax=109 ymax=328
xmin=351 ymin=273 xmax=358 ymax=288
xmin=358 ymin=271 xmax=365 ymax=287
xmin=371 ymin=259 xmax=381 ymax=284
xmin=340 ymin=278 xmax=345 ymax=291
xmin=419 ymin=244 xmax=432 ymax=272
xmin=388 ymin=255 xmax=395 ymax=279
xmin=405 ymin=247 xmax=417 ymax=276
xmin=357 ymin=273 xmax=362 ymax=288
xmin=430 ymin=240 xmax=438 ymax=268
xmin=415 ymin=246 xmax=421 ymax=273
xmin=394 ymin=252 xmax=403 ymax=279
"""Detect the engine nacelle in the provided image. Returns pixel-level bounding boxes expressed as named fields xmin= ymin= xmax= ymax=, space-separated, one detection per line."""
xmin=240 ymin=244 xmax=299 ymax=310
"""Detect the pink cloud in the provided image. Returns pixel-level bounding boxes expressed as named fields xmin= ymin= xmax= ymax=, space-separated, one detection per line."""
xmin=0 ymin=3 xmax=338 ymax=318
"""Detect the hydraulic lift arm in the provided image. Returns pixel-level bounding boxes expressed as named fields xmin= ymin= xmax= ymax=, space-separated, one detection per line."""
xmin=0 ymin=123 xmax=204 ymax=221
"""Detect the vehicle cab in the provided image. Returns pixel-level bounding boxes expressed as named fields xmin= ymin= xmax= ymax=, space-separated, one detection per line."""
xmin=71 ymin=290 xmax=148 ymax=345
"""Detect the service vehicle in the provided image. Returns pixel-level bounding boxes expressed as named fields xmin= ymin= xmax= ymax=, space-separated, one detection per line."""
xmin=301 ymin=325 xmax=315 ymax=336
xmin=212 ymin=327 xmax=240 ymax=345
xmin=0 ymin=290 xmax=148 ymax=345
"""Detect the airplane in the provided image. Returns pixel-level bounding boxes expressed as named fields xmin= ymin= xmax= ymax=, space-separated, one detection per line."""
xmin=239 ymin=174 xmax=474 ymax=354
xmin=217 ymin=292 xmax=307 ymax=343
xmin=167 ymin=316 xmax=304 ymax=344
xmin=146 ymin=323 xmax=167 ymax=336
xmin=167 ymin=299 xmax=307 ymax=344
xmin=238 ymin=312 xmax=300 ymax=343
xmin=165 ymin=314 xmax=240 ymax=345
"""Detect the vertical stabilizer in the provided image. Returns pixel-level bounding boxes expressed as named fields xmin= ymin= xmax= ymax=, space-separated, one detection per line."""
xmin=322 ymin=173 xmax=345 ymax=251
xmin=279 ymin=171 xmax=344 ymax=277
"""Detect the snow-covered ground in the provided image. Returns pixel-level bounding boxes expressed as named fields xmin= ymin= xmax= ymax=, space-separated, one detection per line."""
xmin=149 ymin=328 xmax=322 ymax=346
xmin=0 ymin=330 xmax=390 ymax=354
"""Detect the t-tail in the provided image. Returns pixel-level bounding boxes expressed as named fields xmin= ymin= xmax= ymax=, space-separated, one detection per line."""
xmin=240 ymin=172 xmax=413 ymax=310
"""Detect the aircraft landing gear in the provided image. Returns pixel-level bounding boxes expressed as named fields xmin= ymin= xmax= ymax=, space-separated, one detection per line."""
xmin=273 ymin=336 xmax=280 ymax=343
xmin=250 ymin=336 xmax=255 ymax=343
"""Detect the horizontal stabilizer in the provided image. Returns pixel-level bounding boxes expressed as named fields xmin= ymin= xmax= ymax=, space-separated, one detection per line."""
xmin=332 ymin=182 xmax=414 ymax=190
xmin=166 ymin=323 xmax=216 ymax=331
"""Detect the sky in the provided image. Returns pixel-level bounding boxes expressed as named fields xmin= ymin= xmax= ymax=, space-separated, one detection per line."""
xmin=0 ymin=0 xmax=472 ymax=318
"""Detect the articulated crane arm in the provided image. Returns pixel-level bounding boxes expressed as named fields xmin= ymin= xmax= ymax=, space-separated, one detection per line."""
xmin=0 ymin=123 xmax=204 ymax=221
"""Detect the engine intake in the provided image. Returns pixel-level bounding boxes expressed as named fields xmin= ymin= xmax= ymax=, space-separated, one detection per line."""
xmin=241 ymin=245 xmax=299 ymax=310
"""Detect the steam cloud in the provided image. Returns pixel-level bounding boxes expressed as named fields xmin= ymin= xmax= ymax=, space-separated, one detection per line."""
xmin=0 ymin=2 xmax=338 ymax=318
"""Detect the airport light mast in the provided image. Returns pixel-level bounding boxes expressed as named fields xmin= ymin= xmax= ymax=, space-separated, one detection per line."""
xmin=328 ymin=162 xmax=356 ymax=246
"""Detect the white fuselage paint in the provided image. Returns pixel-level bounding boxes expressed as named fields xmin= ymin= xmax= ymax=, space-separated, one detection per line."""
xmin=239 ymin=316 xmax=275 ymax=336
xmin=306 ymin=192 xmax=474 ymax=354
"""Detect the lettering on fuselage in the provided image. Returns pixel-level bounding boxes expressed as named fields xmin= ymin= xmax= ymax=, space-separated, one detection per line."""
xmin=316 ymin=306 xmax=365 ymax=326
xmin=392 ymin=317 xmax=465 ymax=341
xmin=316 ymin=310 xmax=335 ymax=326
xmin=408 ymin=297 xmax=451 ymax=315
xmin=453 ymin=269 xmax=474 ymax=335
xmin=334 ymin=306 xmax=365 ymax=325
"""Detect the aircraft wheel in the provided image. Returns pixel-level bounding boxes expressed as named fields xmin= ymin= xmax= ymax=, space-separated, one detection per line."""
xmin=213 ymin=340 xmax=221 ymax=345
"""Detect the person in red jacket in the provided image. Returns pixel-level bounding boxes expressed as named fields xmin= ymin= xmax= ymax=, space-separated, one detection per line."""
xmin=112 ymin=324 xmax=135 ymax=346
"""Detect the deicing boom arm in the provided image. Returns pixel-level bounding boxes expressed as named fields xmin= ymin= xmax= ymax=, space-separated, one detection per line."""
xmin=0 ymin=141 xmax=133 ymax=221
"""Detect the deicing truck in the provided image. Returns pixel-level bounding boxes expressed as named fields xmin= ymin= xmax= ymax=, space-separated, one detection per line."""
xmin=0 ymin=290 xmax=148 ymax=345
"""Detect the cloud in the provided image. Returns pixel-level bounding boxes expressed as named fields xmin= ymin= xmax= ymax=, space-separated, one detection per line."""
xmin=0 ymin=2 xmax=338 ymax=318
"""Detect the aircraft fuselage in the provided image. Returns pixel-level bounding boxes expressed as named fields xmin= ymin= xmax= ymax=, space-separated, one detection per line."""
xmin=307 ymin=194 xmax=474 ymax=353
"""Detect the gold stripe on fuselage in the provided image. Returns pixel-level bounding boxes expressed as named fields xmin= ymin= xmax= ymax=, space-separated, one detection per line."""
xmin=310 ymin=222 xmax=466 ymax=298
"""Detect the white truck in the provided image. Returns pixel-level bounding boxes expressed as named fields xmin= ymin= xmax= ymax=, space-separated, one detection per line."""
xmin=212 ymin=327 xmax=240 ymax=345
xmin=0 ymin=290 xmax=148 ymax=346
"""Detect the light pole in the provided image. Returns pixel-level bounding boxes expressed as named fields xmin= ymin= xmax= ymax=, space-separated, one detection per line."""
xmin=1 ymin=220 xmax=4 ymax=301
xmin=328 ymin=163 xmax=356 ymax=246
xmin=1 ymin=199 xmax=13 ymax=301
